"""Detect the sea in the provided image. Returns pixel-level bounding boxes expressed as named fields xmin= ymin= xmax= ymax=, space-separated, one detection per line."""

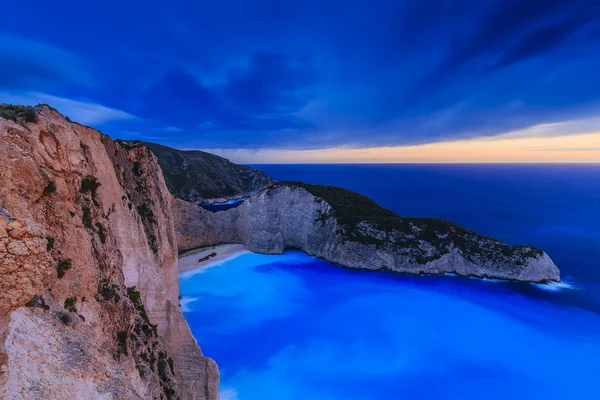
xmin=179 ymin=164 xmax=600 ymax=400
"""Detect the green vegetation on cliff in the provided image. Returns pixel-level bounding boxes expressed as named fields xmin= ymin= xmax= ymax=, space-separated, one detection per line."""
xmin=0 ymin=104 xmax=37 ymax=123
xmin=275 ymin=181 xmax=543 ymax=265
xmin=144 ymin=142 xmax=271 ymax=202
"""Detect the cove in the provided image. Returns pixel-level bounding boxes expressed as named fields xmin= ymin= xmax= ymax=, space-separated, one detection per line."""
xmin=180 ymin=250 xmax=600 ymax=400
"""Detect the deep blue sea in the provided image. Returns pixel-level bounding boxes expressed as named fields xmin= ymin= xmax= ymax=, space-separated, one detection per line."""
xmin=180 ymin=165 xmax=600 ymax=400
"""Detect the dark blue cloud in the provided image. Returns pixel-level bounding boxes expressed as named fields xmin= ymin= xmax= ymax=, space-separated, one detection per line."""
xmin=137 ymin=54 xmax=316 ymax=136
xmin=0 ymin=34 xmax=90 ymax=91
xmin=224 ymin=53 xmax=316 ymax=114
xmin=0 ymin=0 xmax=599 ymax=149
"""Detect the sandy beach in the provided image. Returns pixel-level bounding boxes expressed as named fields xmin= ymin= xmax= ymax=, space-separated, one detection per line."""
xmin=178 ymin=243 xmax=250 ymax=274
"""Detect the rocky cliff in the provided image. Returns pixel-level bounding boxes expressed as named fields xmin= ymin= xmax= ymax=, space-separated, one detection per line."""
xmin=144 ymin=142 xmax=271 ymax=203
xmin=174 ymin=182 xmax=560 ymax=283
xmin=0 ymin=105 xmax=218 ymax=399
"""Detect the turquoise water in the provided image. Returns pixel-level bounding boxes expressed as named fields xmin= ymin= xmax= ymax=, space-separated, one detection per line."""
xmin=180 ymin=251 xmax=600 ymax=400
xmin=180 ymin=165 xmax=600 ymax=399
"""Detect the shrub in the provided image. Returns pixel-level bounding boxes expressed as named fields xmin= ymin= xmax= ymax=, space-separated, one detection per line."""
xmin=164 ymin=387 xmax=176 ymax=400
xmin=57 ymin=258 xmax=72 ymax=278
xmin=0 ymin=104 xmax=37 ymax=123
xmin=116 ymin=330 xmax=128 ymax=356
xmin=21 ymin=107 xmax=37 ymax=123
xmin=158 ymin=358 xmax=169 ymax=381
xmin=64 ymin=297 xmax=77 ymax=312
xmin=58 ymin=312 xmax=71 ymax=325
xmin=127 ymin=287 xmax=141 ymax=304
xmin=136 ymin=203 xmax=155 ymax=222
xmin=82 ymin=206 xmax=93 ymax=229
xmin=46 ymin=236 xmax=55 ymax=251
xmin=168 ymin=357 xmax=175 ymax=374
xmin=80 ymin=175 xmax=101 ymax=196
xmin=115 ymin=139 xmax=142 ymax=150
xmin=133 ymin=161 xmax=143 ymax=177
xmin=95 ymin=222 xmax=106 ymax=244
xmin=43 ymin=181 xmax=56 ymax=196
xmin=117 ymin=330 xmax=128 ymax=346
xmin=25 ymin=297 xmax=37 ymax=307
xmin=97 ymin=279 xmax=120 ymax=302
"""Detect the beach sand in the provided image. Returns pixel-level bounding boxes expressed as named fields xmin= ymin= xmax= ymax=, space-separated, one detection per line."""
xmin=178 ymin=243 xmax=250 ymax=274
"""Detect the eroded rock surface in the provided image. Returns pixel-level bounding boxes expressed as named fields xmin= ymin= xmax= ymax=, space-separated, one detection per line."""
xmin=0 ymin=106 xmax=218 ymax=399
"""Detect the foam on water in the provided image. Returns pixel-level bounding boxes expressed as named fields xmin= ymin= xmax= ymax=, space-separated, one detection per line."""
xmin=532 ymin=278 xmax=579 ymax=292
xmin=179 ymin=297 xmax=198 ymax=312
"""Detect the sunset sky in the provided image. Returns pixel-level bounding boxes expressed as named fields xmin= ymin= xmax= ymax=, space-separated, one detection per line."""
xmin=1 ymin=0 xmax=599 ymax=163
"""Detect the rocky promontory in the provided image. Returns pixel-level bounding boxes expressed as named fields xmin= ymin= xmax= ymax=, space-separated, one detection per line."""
xmin=174 ymin=182 xmax=560 ymax=283
xmin=144 ymin=142 xmax=271 ymax=204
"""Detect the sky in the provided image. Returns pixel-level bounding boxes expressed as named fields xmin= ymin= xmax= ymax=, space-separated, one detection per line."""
xmin=1 ymin=0 xmax=600 ymax=163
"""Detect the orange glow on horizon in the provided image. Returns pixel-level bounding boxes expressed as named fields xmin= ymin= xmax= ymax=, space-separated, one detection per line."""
xmin=200 ymin=132 xmax=600 ymax=164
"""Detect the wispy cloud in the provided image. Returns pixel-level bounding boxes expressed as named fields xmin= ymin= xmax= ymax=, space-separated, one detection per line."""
xmin=0 ymin=33 xmax=91 ymax=89
xmin=498 ymin=116 xmax=600 ymax=139
xmin=0 ymin=92 xmax=136 ymax=125
xmin=534 ymin=147 xmax=600 ymax=152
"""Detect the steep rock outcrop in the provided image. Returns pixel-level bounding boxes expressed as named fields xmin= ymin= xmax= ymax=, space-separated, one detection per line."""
xmin=173 ymin=183 xmax=560 ymax=283
xmin=144 ymin=142 xmax=270 ymax=203
xmin=0 ymin=105 xmax=218 ymax=399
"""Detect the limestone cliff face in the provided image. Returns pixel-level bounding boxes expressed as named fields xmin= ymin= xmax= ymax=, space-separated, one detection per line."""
xmin=0 ymin=105 xmax=218 ymax=399
xmin=174 ymin=183 xmax=560 ymax=283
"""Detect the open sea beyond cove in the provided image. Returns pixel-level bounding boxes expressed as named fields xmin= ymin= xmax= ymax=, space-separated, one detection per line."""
xmin=180 ymin=164 xmax=600 ymax=400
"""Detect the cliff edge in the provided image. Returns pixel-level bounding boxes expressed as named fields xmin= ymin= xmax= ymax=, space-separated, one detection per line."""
xmin=0 ymin=105 xmax=218 ymax=399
